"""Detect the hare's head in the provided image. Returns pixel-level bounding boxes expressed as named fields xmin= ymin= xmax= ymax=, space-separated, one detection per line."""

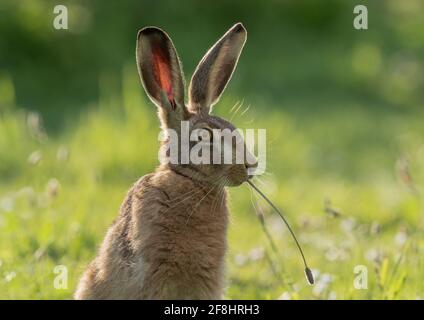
xmin=136 ymin=23 xmax=257 ymax=187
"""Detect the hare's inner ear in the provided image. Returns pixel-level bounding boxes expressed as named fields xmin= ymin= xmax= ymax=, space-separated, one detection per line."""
xmin=136 ymin=27 xmax=187 ymax=128
xmin=188 ymin=23 xmax=246 ymax=114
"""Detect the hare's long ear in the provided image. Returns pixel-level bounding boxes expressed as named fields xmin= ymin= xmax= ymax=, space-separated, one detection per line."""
xmin=136 ymin=27 xmax=187 ymax=129
xmin=188 ymin=23 xmax=247 ymax=114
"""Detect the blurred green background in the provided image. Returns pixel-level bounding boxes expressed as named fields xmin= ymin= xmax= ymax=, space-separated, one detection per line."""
xmin=0 ymin=0 xmax=423 ymax=299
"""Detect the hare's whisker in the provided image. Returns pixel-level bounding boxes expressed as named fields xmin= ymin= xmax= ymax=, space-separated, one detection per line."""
xmin=184 ymin=175 xmax=226 ymax=224
xmin=230 ymin=100 xmax=244 ymax=122
xmin=240 ymin=104 xmax=250 ymax=116
xmin=229 ymin=100 xmax=241 ymax=114
xmin=218 ymin=179 xmax=227 ymax=210
xmin=167 ymin=187 xmax=203 ymax=203
xmin=211 ymin=178 xmax=227 ymax=216
xmin=185 ymin=183 xmax=219 ymax=225
xmin=211 ymin=182 xmax=224 ymax=214
xmin=166 ymin=174 xmax=225 ymax=207
xmin=165 ymin=188 xmax=205 ymax=208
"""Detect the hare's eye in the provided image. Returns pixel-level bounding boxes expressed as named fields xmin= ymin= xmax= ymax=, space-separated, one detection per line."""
xmin=200 ymin=128 xmax=213 ymax=142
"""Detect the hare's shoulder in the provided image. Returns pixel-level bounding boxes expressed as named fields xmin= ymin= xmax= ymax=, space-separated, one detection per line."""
xmin=120 ymin=169 xmax=194 ymax=216
xmin=131 ymin=169 xmax=198 ymax=201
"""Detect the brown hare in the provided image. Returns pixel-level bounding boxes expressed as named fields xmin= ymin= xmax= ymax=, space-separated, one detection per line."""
xmin=75 ymin=22 xmax=258 ymax=300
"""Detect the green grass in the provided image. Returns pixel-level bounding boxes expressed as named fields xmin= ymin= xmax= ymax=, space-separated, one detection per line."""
xmin=1 ymin=65 xmax=423 ymax=299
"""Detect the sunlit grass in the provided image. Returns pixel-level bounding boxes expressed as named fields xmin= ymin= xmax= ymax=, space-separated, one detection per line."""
xmin=1 ymin=67 xmax=424 ymax=299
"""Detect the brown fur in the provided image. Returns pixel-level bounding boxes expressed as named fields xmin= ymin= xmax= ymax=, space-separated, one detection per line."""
xmin=75 ymin=166 xmax=228 ymax=299
xmin=75 ymin=23 xmax=254 ymax=299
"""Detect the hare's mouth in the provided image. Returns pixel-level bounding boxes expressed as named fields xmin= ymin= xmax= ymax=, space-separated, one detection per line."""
xmin=224 ymin=165 xmax=249 ymax=186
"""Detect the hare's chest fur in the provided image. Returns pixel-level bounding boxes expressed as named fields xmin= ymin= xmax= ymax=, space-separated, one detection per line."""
xmin=133 ymin=171 xmax=229 ymax=299
xmin=75 ymin=169 xmax=229 ymax=299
